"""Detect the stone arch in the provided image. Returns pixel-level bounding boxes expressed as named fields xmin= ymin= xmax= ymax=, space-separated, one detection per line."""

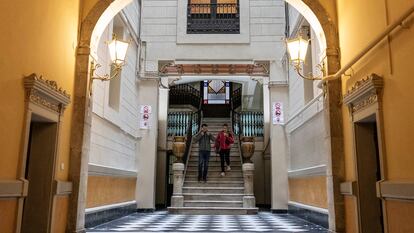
xmin=68 ymin=0 xmax=345 ymax=232
xmin=285 ymin=1 xmax=344 ymax=232
xmin=67 ymin=0 xmax=134 ymax=232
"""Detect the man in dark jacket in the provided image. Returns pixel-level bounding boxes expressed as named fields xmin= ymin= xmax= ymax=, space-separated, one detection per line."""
xmin=193 ymin=123 xmax=216 ymax=182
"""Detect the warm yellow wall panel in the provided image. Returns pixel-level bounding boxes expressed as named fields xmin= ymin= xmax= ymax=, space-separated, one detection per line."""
xmin=386 ymin=200 xmax=414 ymax=233
xmin=0 ymin=1 xmax=79 ymax=180
xmin=344 ymin=196 xmax=358 ymax=233
xmin=288 ymin=176 xmax=328 ymax=209
xmin=336 ymin=0 xmax=387 ymax=66
xmin=51 ymin=196 xmax=69 ymax=233
xmin=0 ymin=199 xmax=18 ymax=233
xmin=338 ymin=0 xmax=414 ymax=181
xmin=86 ymin=176 xmax=136 ymax=208
xmin=381 ymin=1 xmax=414 ymax=180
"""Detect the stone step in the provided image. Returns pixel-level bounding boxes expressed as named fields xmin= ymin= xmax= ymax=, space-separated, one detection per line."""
xmin=183 ymin=193 xmax=244 ymax=201
xmin=190 ymin=147 xmax=239 ymax=151
xmin=185 ymin=176 xmax=243 ymax=182
xmin=186 ymin=167 xmax=242 ymax=172
xmin=185 ymin=164 xmax=241 ymax=169
xmin=190 ymin=153 xmax=240 ymax=160
xmin=182 ymin=187 xmax=244 ymax=194
xmin=188 ymin=156 xmax=241 ymax=163
xmin=184 ymin=181 xmax=244 ymax=187
xmin=189 ymin=153 xmax=240 ymax=158
xmin=186 ymin=171 xmax=242 ymax=177
xmin=168 ymin=207 xmax=258 ymax=215
xmin=183 ymin=200 xmax=243 ymax=208
xmin=186 ymin=162 xmax=242 ymax=167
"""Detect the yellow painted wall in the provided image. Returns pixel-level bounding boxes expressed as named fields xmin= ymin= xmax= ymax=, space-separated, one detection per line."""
xmin=344 ymin=196 xmax=358 ymax=233
xmin=288 ymin=176 xmax=328 ymax=209
xmin=51 ymin=196 xmax=69 ymax=233
xmin=86 ymin=176 xmax=136 ymax=208
xmin=0 ymin=1 xmax=80 ymax=232
xmin=336 ymin=0 xmax=414 ymax=232
xmin=0 ymin=199 xmax=18 ymax=233
xmin=386 ymin=200 xmax=414 ymax=233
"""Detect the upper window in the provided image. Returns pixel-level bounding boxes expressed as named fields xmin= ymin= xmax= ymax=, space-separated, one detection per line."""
xmin=187 ymin=0 xmax=240 ymax=34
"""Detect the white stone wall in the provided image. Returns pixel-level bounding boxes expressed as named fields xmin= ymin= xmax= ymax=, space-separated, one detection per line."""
xmin=285 ymin=5 xmax=328 ymax=175
xmin=141 ymin=0 xmax=287 ymax=72
xmin=89 ymin=1 xmax=141 ymax=172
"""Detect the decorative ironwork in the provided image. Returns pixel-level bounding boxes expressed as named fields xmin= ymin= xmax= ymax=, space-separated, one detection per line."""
xmin=169 ymin=84 xmax=202 ymax=109
xmin=187 ymin=2 xmax=240 ymax=34
xmin=232 ymin=111 xmax=264 ymax=137
xmin=167 ymin=111 xmax=202 ymax=137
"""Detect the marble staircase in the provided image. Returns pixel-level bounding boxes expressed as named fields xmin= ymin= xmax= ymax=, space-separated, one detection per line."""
xmin=168 ymin=118 xmax=258 ymax=215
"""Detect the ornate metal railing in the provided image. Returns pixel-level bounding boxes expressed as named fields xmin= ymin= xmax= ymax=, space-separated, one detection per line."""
xmin=231 ymin=111 xmax=264 ymax=137
xmin=167 ymin=111 xmax=201 ymax=137
xmin=169 ymin=84 xmax=202 ymax=109
xmin=187 ymin=3 xmax=240 ymax=34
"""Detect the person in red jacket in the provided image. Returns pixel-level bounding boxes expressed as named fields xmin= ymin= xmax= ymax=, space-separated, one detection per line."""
xmin=215 ymin=123 xmax=234 ymax=176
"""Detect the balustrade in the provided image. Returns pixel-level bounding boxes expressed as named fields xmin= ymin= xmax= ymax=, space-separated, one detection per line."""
xmin=232 ymin=111 xmax=264 ymax=137
xmin=187 ymin=3 xmax=240 ymax=34
xmin=167 ymin=111 xmax=201 ymax=137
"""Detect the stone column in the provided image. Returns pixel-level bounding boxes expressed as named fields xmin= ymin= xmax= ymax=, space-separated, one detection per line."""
xmin=262 ymin=77 xmax=270 ymax=144
xmin=136 ymin=78 xmax=159 ymax=210
xmin=171 ymin=163 xmax=184 ymax=207
xmin=242 ymin=163 xmax=256 ymax=208
xmin=156 ymin=77 xmax=169 ymax=206
xmin=268 ymin=61 xmax=289 ymax=212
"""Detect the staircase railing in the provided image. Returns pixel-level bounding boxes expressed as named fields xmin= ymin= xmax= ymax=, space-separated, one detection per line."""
xmin=182 ymin=109 xmax=202 ymax=186
xmin=231 ymin=111 xmax=264 ymax=137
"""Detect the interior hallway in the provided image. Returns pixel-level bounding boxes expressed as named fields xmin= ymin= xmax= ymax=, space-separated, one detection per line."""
xmin=86 ymin=211 xmax=327 ymax=232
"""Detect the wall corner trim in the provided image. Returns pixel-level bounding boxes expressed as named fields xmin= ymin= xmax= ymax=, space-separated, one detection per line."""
xmin=377 ymin=180 xmax=414 ymax=200
xmin=0 ymin=179 xmax=29 ymax=197
xmin=288 ymin=165 xmax=327 ymax=178
xmin=53 ymin=180 xmax=73 ymax=196
xmin=340 ymin=181 xmax=357 ymax=196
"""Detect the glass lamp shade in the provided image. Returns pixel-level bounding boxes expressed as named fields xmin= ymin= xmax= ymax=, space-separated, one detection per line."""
xmin=287 ymin=36 xmax=309 ymax=65
xmin=108 ymin=38 xmax=129 ymax=65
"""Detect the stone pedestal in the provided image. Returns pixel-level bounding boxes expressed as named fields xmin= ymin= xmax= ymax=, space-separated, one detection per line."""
xmin=171 ymin=163 xmax=184 ymax=207
xmin=242 ymin=163 xmax=256 ymax=208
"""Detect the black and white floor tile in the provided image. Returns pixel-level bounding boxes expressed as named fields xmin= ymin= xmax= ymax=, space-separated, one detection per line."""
xmin=87 ymin=211 xmax=328 ymax=232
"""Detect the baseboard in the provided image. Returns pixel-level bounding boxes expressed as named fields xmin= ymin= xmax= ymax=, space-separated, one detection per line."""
xmin=156 ymin=204 xmax=167 ymax=210
xmin=256 ymin=204 xmax=271 ymax=210
xmin=288 ymin=203 xmax=328 ymax=229
xmin=85 ymin=201 xmax=137 ymax=228
xmin=136 ymin=208 xmax=155 ymax=213
xmin=271 ymin=209 xmax=288 ymax=214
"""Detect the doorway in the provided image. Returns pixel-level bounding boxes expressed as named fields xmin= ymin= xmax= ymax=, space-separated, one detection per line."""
xmin=354 ymin=114 xmax=384 ymax=233
xmin=21 ymin=114 xmax=58 ymax=233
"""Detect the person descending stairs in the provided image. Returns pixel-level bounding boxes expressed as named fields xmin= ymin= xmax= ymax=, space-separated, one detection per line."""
xmin=168 ymin=118 xmax=258 ymax=215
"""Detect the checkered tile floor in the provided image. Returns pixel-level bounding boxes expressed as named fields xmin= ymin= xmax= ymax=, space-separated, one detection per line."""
xmin=87 ymin=211 xmax=328 ymax=232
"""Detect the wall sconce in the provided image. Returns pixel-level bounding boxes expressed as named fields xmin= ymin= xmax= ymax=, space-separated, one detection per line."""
xmin=286 ymin=35 xmax=325 ymax=81
xmin=89 ymin=34 xmax=130 ymax=94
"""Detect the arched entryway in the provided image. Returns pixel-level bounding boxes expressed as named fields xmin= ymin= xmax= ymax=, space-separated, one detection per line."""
xmin=285 ymin=1 xmax=345 ymax=232
xmin=68 ymin=1 xmax=344 ymax=233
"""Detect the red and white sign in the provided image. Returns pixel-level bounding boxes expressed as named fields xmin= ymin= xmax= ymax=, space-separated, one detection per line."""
xmin=140 ymin=105 xmax=152 ymax=114
xmin=140 ymin=105 xmax=152 ymax=129
xmin=272 ymin=102 xmax=284 ymax=125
